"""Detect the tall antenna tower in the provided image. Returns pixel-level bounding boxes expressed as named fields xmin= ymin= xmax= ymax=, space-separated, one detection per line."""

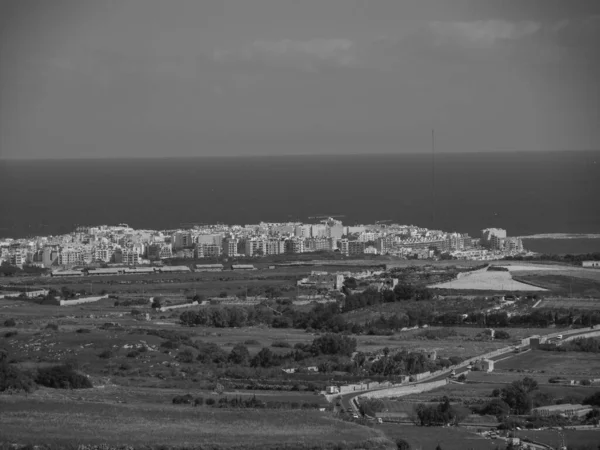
xmin=431 ymin=129 xmax=436 ymax=229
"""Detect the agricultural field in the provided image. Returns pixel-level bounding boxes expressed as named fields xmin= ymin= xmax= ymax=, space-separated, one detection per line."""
xmin=430 ymin=270 xmax=547 ymax=292
xmin=513 ymin=429 xmax=600 ymax=449
xmin=537 ymin=297 xmax=600 ymax=310
xmin=429 ymin=262 xmax=600 ymax=295
xmin=494 ymin=349 xmax=600 ymax=378
xmin=512 ymin=273 xmax=600 ymax=297
xmin=0 ymin=396 xmax=390 ymax=450
xmin=379 ymin=424 xmax=499 ymax=450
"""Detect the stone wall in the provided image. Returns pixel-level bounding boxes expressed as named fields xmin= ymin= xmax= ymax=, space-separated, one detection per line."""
xmin=59 ymin=295 xmax=109 ymax=306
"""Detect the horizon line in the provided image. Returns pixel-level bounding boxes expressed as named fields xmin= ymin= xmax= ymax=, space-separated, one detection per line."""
xmin=1 ymin=148 xmax=599 ymax=162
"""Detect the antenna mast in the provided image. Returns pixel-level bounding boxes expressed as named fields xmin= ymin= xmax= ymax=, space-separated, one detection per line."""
xmin=431 ymin=129 xmax=436 ymax=229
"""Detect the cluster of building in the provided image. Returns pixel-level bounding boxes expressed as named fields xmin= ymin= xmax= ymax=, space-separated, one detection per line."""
xmin=0 ymin=220 xmax=527 ymax=269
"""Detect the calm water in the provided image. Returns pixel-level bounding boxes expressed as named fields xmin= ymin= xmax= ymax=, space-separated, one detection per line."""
xmin=522 ymin=238 xmax=600 ymax=255
xmin=1 ymin=152 xmax=599 ymax=253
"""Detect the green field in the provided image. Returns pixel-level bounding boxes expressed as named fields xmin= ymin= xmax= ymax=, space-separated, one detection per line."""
xmin=514 ymin=429 xmax=600 ymax=449
xmin=379 ymin=424 xmax=499 ymax=450
xmin=494 ymin=349 xmax=600 ymax=378
xmin=0 ymin=396 xmax=390 ymax=449
xmin=512 ymin=273 xmax=600 ymax=296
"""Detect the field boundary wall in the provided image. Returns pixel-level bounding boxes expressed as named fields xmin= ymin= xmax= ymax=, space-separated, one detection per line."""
xmin=159 ymin=301 xmax=198 ymax=312
xmin=359 ymin=379 xmax=448 ymax=399
xmin=59 ymin=295 xmax=109 ymax=306
xmin=561 ymin=330 xmax=600 ymax=343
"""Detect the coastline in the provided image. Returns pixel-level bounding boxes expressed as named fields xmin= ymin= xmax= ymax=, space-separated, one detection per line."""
xmin=518 ymin=233 xmax=600 ymax=239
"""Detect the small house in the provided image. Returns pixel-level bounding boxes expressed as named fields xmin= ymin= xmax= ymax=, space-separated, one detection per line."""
xmin=326 ymin=386 xmax=340 ymax=395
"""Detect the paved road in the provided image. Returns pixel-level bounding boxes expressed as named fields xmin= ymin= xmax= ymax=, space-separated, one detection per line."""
xmin=338 ymin=327 xmax=598 ymax=415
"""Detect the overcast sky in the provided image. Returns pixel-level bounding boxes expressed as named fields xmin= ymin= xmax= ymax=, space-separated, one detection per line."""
xmin=1 ymin=0 xmax=599 ymax=159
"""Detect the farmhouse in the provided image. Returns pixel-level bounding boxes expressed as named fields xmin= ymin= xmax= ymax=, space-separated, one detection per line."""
xmin=159 ymin=265 xmax=191 ymax=273
xmin=195 ymin=264 xmax=224 ymax=272
xmin=231 ymin=264 xmax=256 ymax=271
xmin=123 ymin=267 xmax=156 ymax=274
xmin=51 ymin=270 xmax=83 ymax=277
xmin=297 ymin=272 xmax=345 ymax=290
xmin=326 ymin=386 xmax=340 ymax=394
xmin=582 ymin=261 xmax=600 ymax=268
xmin=87 ymin=268 xmax=123 ymax=276
xmin=531 ymin=404 xmax=592 ymax=417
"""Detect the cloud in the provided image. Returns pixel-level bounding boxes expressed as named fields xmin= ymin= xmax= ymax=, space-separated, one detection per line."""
xmin=427 ymin=20 xmax=541 ymax=47
xmin=214 ymin=38 xmax=357 ymax=70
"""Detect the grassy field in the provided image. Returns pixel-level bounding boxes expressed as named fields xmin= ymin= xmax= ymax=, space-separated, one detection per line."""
xmin=537 ymin=297 xmax=600 ymax=310
xmin=379 ymin=424 xmax=499 ymax=450
xmin=431 ymin=270 xmax=547 ymax=292
xmin=494 ymin=350 xmax=600 ymax=377
xmin=512 ymin=273 xmax=600 ymax=297
xmin=0 ymin=396 xmax=390 ymax=449
xmin=514 ymin=429 xmax=600 ymax=449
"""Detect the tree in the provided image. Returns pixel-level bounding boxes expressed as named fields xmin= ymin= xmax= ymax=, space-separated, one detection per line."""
xmin=481 ymin=399 xmax=511 ymax=418
xmin=35 ymin=364 xmax=92 ymax=389
xmin=395 ymin=439 xmax=411 ymax=450
xmin=251 ymin=347 xmax=275 ymax=368
xmin=0 ymin=361 xmax=36 ymax=393
xmin=151 ymin=297 xmax=162 ymax=309
xmin=501 ymin=379 xmax=536 ymax=415
xmin=229 ymin=343 xmax=250 ymax=365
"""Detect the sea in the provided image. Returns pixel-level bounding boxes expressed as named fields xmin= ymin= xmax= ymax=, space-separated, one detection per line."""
xmin=1 ymin=151 xmax=599 ymax=254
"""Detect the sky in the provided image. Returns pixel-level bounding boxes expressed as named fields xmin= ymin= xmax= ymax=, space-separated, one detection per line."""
xmin=1 ymin=0 xmax=599 ymax=159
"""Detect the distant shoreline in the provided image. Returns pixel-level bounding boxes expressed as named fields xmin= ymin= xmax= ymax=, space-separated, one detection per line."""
xmin=519 ymin=233 xmax=600 ymax=240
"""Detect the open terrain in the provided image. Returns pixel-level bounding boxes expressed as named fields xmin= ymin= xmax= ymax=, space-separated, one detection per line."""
xmin=430 ymin=270 xmax=547 ymax=291
xmin=430 ymin=263 xmax=600 ymax=295
xmin=2 ymin=259 xmax=600 ymax=449
xmin=0 ymin=395 xmax=389 ymax=450
xmin=379 ymin=424 xmax=499 ymax=450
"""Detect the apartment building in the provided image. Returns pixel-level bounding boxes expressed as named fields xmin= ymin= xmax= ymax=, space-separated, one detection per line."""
xmin=147 ymin=243 xmax=172 ymax=260
xmin=195 ymin=243 xmax=221 ymax=258
xmin=285 ymin=238 xmax=305 ymax=254
xmin=245 ymin=238 xmax=266 ymax=257
xmin=121 ymin=249 xmax=140 ymax=265
xmin=222 ymin=237 xmax=238 ymax=257
xmin=504 ymin=237 xmax=523 ymax=252
xmin=481 ymin=228 xmax=507 ymax=249
xmin=265 ymin=239 xmax=286 ymax=255
xmin=57 ymin=248 xmax=82 ymax=266
xmin=304 ymin=237 xmax=335 ymax=252
xmin=348 ymin=241 xmax=366 ymax=255
xmin=172 ymin=231 xmax=193 ymax=250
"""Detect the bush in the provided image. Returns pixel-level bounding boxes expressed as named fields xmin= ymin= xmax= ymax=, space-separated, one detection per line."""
xmin=495 ymin=330 xmax=511 ymax=340
xmin=75 ymin=328 xmax=91 ymax=334
xmin=35 ymin=364 xmax=92 ymax=389
xmin=205 ymin=398 xmax=216 ymax=406
xmin=126 ymin=350 xmax=139 ymax=358
xmin=98 ymin=350 xmax=113 ymax=359
xmin=176 ymin=349 xmax=195 ymax=364
xmin=194 ymin=397 xmax=204 ymax=406
xmin=0 ymin=362 xmax=36 ymax=393
xmin=161 ymin=340 xmax=179 ymax=349
xmin=396 ymin=438 xmax=411 ymax=450
xmin=271 ymin=340 xmax=291 ymax=348
xmin=45 ymin=323 xmax=59 ymax=331
xmin=4 ymin=331 xmax=18 ymax=338
xmin=3 ymin=319 xmax=16 ymax=327
xmin=172 ymin=394 xmax=193 ymax=404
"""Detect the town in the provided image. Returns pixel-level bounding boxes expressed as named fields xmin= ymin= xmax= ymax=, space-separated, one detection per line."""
xmin=0 ymin=217 xmax=528 ymax=272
